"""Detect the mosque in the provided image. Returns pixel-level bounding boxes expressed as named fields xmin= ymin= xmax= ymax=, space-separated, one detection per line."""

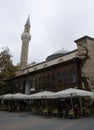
xmin=8 ymin=16 xmax=94 ymax=94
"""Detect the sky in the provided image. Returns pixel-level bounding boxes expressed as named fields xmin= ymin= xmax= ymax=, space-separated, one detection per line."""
xmin=0 ymin=0 xmax=94 ymax=65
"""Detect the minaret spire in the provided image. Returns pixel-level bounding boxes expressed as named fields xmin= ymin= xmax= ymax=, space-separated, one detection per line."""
xmin=25 ymin=15 xmax=30 ymax=26
xmin=20 ymin=16 xmax=31 ymax=69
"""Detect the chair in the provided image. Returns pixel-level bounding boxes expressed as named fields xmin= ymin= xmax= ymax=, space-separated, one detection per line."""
xmin=43 ymin=108 xmax=48 ymax=116
xmin=69 ymin=109 xmax=74 ymax=118
xmin=32 ymin=107 xmax=36 ymax=114
xmin=52 ymin=108 xmax=58 ymax=117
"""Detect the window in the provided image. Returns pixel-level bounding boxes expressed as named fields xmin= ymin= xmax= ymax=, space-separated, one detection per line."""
xmin=43 ymin=64 xmax=47 ymax=68
xmin=34 ymin=77 xmax=37 ymax=87
xmin=47 ymin=74 xmax=51 ymax=85
xmin=63 ymin=70 xmax=69 ymax=84
xmin=32 ymin=78 xmax=35 ymax=88
xmin=52 ymin=73 xmax=55 ymax=84
xmin=58 ymin=58 xmax=63 ymax=63
xmin=42 ymin=76 xmax=46 ymax=86
xmin=34 ymin=67 xmax=37 ymax=71
xmin=57 ymin=72 xmax=62 ymax=83
xmin=70 ymin=68 xmax=76 ymax=82
xmin=22 ymin=81 xmax=26 ymax=93
xmin=39 ymin=76 xmax=41 ymax=87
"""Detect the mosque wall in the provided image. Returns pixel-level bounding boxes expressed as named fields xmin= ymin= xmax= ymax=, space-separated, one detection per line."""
xmin=75 ymin=36 xmax=94 ymax=91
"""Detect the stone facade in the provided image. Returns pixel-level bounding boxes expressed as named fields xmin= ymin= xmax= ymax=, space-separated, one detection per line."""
xmin=75 ymin=36 xmax=94 ymax=91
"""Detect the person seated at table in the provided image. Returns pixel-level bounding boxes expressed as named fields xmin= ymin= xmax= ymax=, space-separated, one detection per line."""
xmin=64 ymin=103 xmax=70 ymax=118
xmin=74 ymin=104 xmax=80 ymax=118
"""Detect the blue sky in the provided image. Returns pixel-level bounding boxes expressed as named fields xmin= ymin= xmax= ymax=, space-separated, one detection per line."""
xmin=0 ymin=0 xmax=94 ymax=65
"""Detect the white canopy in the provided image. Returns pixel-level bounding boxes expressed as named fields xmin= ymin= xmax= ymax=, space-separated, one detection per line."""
xmin=2 ymin=93 xmax=13 ymax=100
xmin=0 ymin=93 xmax=29 ymax=100
xmin=51 ymin=88 xmax=94 ymax=98
xmin=0 ymin=95 xmax=4 ymax=99
xmin=29 ymin=91 xmax=55 ymax=99
xmin=12 ymin=93 xmax=29 ymax=99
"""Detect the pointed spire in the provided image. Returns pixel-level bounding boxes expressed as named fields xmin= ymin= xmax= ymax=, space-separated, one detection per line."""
xmin=25 ymin=15 xmax=30 ymax=26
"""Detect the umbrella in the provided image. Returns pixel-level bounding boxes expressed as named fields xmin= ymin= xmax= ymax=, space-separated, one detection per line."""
xmin=12 ymin=93 xmax=29 ymax=99
xmin=12 ymin=93 xmax=29 ymax=111
xmin=29 ymin=91 xmax=55 ymax=112
xmin=2 ymin=93 xmax=13 ymax=100
xmin=29 ymin=91 xmax=55 ymax=99
xmin=0 ymin=95 xmax=4 ymax=99
xmin=51 ymin=88 xmax=93 ymax=117
xmin=53 ymin=88 xmax=93 ymax=98
xmin=1 ymin=93 xmax=13 ymax=110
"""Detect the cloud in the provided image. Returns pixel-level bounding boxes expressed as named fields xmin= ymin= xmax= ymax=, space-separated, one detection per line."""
xmin=0 ymin=0 xmax=94 ymax=65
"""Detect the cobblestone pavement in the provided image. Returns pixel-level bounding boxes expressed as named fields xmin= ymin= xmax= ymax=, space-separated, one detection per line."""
xmin=0 ymin=111 xmax=94 ymax=130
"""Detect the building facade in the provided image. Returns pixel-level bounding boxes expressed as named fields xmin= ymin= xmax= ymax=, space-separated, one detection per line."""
xmin=7 ymin=18 xmax=94 ymax=94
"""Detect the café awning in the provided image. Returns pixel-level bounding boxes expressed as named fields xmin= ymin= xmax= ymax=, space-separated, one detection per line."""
xmin=29 ymin=91 xmax=55 ymax=99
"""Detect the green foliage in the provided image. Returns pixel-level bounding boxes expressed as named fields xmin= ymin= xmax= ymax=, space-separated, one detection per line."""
xmin=0 ymin=47 xmax=18 ymax=94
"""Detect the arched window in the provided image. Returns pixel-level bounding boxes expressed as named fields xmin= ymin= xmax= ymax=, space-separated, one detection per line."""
xmin=47 ymin=74 xmax=51 ymax=85
xmin=34 ymin=77 xmax=37 ymax=87
xmin=52 ymin=73 xmax=55 ymax=84
xmin=39 ymin=76 xmax=41 ymax=87
xmin=58 ymin=58 xmax=63 ymax=63
xmin=63 ymin=70 xmax=69 ymax=84
xmin=22 ymin=81 xmax=26 ymax=93
xmin=42 ymin=76 xmax=46 ymax=86
xmin=57 ymin=72 xmax=62 ymax=83
xmin=43 ymin=64 xmax=48 ymax=68
xmin=31 ymin=78 xmax=33 ymax=86
xmin=32 ymin=78 xmax=34 ymax=88
xmin=34 ymin=67 xmax=37 ymax=71
xmin=70 ymin=68 xmax=76 ymax=82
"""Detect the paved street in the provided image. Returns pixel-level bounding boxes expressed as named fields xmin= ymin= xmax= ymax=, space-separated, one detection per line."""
xmin=0 ymin=111 xmax=94 ymax=130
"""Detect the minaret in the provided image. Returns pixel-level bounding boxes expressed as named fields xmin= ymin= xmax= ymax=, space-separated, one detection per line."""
xmin=20 ymin=16 xmax=31 ymax=68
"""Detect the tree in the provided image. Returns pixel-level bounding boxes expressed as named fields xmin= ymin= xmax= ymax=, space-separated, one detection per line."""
xmin=0 ymin=47 xmax=17 ymax=94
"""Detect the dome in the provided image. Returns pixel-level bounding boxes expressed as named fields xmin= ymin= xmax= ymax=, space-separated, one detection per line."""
xmin=53 ymin=50 xmax=68 ymax=55
xmin=46 ymin=49 xmax=68 ymax=61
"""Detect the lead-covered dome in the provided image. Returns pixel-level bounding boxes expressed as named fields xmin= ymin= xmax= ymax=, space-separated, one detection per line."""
xmin=46 ymin=49 xmax=68 ymax=61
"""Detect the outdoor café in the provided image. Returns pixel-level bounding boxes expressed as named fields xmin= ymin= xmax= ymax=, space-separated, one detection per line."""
xmin=0 ymin=88 xmax=94 ymax=118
